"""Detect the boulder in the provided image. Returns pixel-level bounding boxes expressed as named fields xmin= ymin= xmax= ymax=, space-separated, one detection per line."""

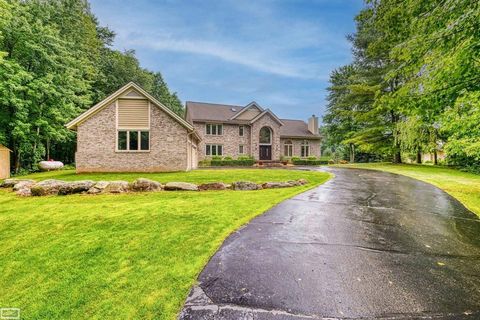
xmin=164 ymin=182 xmax=198 ymax=191
xmin=1 ymin=179 xmax=35 ymax=188
xmin=58 ymin=180 xmax=95 ymax=195
xmin=232 ymin=181 xmax=261 ymax=191
xmin=297 ymin=179 xmax=308 ymax=185
xmin=13 ymin=180 xmax=35 ymax=191
xmin=288 ymin=180 xmax=301 ymax=186
xmin=30 ymin=179 xmax=68 ymax=196
xmin=16 ymin=187 xmax=32 ymax=197
xmin=131 ymin=178 xmax=163 ymax=192
xmin=87 ymin=181 xmax=110 ymax=194
xmin=104 ymin=181 xmax=130 ymax=193
xmin=262 ymin=182 xmax=294 ymax=189
xmin=198 ymin=182 xmax=227 ymax=191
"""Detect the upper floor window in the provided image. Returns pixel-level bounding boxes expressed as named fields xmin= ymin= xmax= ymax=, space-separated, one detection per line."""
xmin=301 ymin=140 xmax=309 ymax=157
xmin=259 ymin=127 xmax=271 ymax=144
xmin=284 ymin=140 xmax=293 ymax=157
xmin=206 ymin=124 xmax=223 ymax=135
xmin=239 ymin=125 xmax=244 ymax=136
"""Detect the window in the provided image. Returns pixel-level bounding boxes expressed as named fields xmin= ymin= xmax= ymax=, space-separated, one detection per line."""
xmin=259 ymin=127 xmax=271 ymax=144
xmin=239 ymin=145 xmax=244 ymax=154
xmin=239 ymin=125 xmax=244 ymax=136
xmin=301 ymin=140 xmax=309 ymax=157
xmin=206 ymin=144 xmax=223 ymax=156
xmin=206 ymin=124 xmax=223 ymax=135
xmin=284 ymin=140 xmax=293 ymax=157
xmin=117 ymin=130 xmax=149 ymax=151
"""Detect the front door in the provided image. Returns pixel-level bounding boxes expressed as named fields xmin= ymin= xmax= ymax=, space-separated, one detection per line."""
xmin=259 ymin=145 xmax=272 ymax=160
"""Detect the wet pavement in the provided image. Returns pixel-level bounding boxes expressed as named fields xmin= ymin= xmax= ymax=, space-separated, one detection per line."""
xmin=179 ymin=168 xmax=480 ymax=319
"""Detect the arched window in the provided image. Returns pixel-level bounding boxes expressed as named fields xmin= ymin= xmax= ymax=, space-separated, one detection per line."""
xmin=259 ymin=127 xmax=272 ymax=144
xmin=284 ymin=140 xmax=293 ymax=157
xmin=301 ymin=140 xmax=309 ymax=157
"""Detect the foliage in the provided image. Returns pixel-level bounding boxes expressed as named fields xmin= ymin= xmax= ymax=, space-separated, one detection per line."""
xmin=323 ymin=0 xmax=480 ymax=169
xmin=291 ymin=156 xmax=329 ymax=165
xmin=0 ymin=169 xmax=331 ymax=319
xmin=206 ymin=155 xmax=255 ymax=167
xmin=0 ymin=0 xmax=184 ymax=173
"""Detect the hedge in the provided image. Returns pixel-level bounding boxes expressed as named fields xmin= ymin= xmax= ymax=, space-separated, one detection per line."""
xmin=210 ymin=159 xmax=255 ymax=166
xmin=291 ymin=159 xmax=329 ymax=165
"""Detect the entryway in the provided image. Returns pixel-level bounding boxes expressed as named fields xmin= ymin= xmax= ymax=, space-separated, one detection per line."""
xmin=259 ymin=126 xmax=272 ymax=160
xmin=259 ymin=145 xmax=271 ymax=160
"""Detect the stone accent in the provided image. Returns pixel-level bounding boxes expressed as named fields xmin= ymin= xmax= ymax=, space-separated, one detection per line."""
xmin=104 ymin=181 xmax=130 ymax=193
xmin=250 ymin=113 xmax=282 ymax=161
xmin=58 ymin=180 xmax=95 ymax=195
xmin=31 ymin=179 xmax=68 ymax=196
xmin=75 ymin=100 xmax=191 ymax=172
xmin=1 ymin=179 xmax=35 ymax=188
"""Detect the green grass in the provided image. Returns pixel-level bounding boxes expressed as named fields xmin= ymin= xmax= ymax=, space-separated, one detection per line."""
xmin=336 ymin=163 xmax=480 ymax=217
xmin=0 ymin=169 xmax=330 ymax=320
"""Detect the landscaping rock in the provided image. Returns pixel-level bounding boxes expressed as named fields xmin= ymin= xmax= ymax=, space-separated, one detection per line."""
xmin=104 ymin=181 xmax=129 ymax=193
xmin=288 ymin=180 xmax=301 ymax=186
xmin=297 ymin=179 xmax=308 ymax=185
xmin=16 ymin=187 xmax=32 ymax=197
xmin=12 ymin=180 xmax=35 ymax=191
xmin=232 ymin=181 xmax=261 ymax=191
xmin=58 ymin=180 xmax=95 ymax=195
xmin=87 ymin=181 xmax=110 ymax=194
xmin=262 ymin=181 xmax=294 ymax=189
xmin=131 ymin=178 xmax=162 ymax=192
xmin=164 ymin=182 xmax=198 ymax=191
xmin=198 ymin=182 xmax=227 ymax=191
xmin=1 ymin=179 xmax=35 ymax=188
xmin=30 ymin=179 xmax=68 ymax=196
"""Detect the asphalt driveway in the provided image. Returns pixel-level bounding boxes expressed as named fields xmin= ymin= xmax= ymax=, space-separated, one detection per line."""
xmin=180 ymin=168 xmax=480 ymax=319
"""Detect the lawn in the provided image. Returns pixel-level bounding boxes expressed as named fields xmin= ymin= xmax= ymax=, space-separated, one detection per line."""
xmin=0 ymin=169 xmax=330 ymax=320
xmin=337 ymin=163 xmax=480 ymax=217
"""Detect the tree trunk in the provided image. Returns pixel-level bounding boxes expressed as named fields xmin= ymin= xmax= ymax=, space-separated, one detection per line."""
xmin=349 ymin=143 xmax=355 ymax=163
xmin=416 ymin=149 xmax=422 ymax=164
xmin=46 ymin=138 xmax=50 ymax=160
xmin=393 ymin=151 xmax=402 ymax=164
xmin=434 ymin=150 xmax=438 ymax=165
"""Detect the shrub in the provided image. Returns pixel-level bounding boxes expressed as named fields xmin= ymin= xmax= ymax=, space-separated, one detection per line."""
xmin=209 ymin=155 xmax=255 ymax=167
xmin=291 ymin=158 xmax=329 ymax=165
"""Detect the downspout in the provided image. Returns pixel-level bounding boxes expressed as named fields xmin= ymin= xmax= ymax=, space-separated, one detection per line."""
xmin=187 ymin=131 xmax=195 ymax=171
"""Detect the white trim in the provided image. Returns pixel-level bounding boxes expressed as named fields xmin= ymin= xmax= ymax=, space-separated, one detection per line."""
xmin=205 ymin=123 xmax=223 ymax=136
xmin=230 ymin=101 xmax=264 ymax=120
xmin=250 ymin=109 xmax=284 ymax=126
xmin=66 ymin=82 xmax=193 ymax=131
xmin=115 ymin=130 xmax=150 ymax=153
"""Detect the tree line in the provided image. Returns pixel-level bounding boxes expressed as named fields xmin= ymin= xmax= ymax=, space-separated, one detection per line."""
xmin=0 ymin=0 xmax=184 ymax=173
xmin=323 ymin=0 xmax=480 ymax=170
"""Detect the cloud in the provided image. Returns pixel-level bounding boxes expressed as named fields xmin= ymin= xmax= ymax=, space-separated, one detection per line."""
xmin=127 ymin=35 xmax=324 ymax=79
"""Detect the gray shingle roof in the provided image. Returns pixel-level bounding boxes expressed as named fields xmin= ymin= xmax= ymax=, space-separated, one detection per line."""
xmin=185 ymin=101 xmax=320 ymax=139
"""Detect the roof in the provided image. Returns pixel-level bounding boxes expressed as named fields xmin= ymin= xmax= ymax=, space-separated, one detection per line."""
xmin=185 ymin=101 xmax=246 ymax=123
xmin=0 ymin=144 xmax=12 ymax=152
xmin=186 ymin=101 xmax=320 ymax=139
xmin=66 ymin=82 xmax=194 ymax=131
xmin=280 ymin=119 xmax=321 ymax=139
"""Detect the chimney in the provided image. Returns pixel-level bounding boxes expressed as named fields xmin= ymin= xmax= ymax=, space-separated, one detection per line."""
xmin=308 ymin=115 xmax=319 ymax=135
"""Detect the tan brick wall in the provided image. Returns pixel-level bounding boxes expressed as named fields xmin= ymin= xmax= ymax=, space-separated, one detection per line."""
xmin=280 ymin=138 xmax=321 ymax=158
xmin=251 ymin=114 xmax=282 ymax=160
xmin=76 ymin=101 xmax=190 ymax=172
xmin=194 ymin=122 xmax=251 ymax=160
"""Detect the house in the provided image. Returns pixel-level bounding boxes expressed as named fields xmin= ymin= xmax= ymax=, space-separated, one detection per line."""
xmin=185 ymin=101 xmax=321 ymax=161
xmin=66 ymin=82 xmax=201 ymax=172
xmin=67 ymin=82 xmax=321 ymax=173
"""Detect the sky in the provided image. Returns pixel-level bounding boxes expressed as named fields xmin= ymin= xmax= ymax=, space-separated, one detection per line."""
xmin=89 ymin=0 xmax=363 ymax=121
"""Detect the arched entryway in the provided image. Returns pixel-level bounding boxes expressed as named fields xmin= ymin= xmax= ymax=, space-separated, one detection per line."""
xmin=259 ymin=127 xmax=272 ymax=160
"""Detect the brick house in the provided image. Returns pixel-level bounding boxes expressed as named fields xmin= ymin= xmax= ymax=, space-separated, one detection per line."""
xmin=67 ymin=82 xmax=321 ymax=172
xmin=186 ymin=101 xmax=321 ymax=161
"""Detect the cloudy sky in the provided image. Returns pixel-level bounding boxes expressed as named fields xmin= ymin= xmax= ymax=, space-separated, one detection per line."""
xmin=90 ymin=0 xmax=363 ymax=121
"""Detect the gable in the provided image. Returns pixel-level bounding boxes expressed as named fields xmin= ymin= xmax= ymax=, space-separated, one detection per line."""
xmin=250 ymin=109 xmax=284 ymax=126
xmin=66 ymin=82 xmax=193 ymax=131
xmin=235 ymin=107 xmax=262 ymax=120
